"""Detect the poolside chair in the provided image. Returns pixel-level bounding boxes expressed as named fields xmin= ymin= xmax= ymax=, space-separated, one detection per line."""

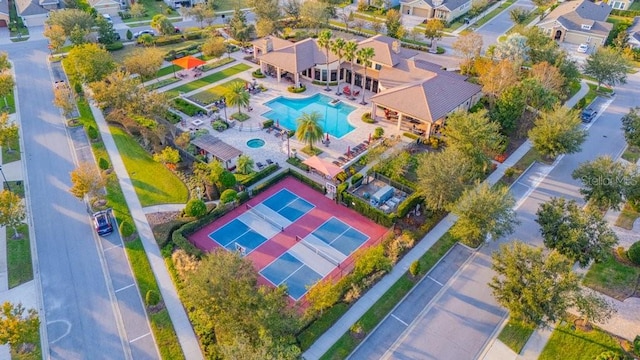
xmin=353 ymin=90 xmax=360 ymax=97
xmin=266 ymin=159 xmax=274 ymax=165
xmin=343 ymin=87 xmax=351 ymax=96
xmin=257 ymin=162 xmax=265 ymax=170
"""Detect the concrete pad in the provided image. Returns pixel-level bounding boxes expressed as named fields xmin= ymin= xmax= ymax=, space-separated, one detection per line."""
xmin=482 ymin=339 xmax=518 ymax=360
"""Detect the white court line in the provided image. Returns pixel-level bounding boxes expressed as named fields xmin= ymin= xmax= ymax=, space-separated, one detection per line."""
xmin=115 ymin=283 xmax=135 ymax=293
xmin=391 ymin=314 xmax=409 ymax=327
xmin=129 ymin=332 xmax=151 ymax=343
xmin=427 ymin=275 xmax=444 ymax=287
xmin=278 ymin=263 xmax=307 ymax=286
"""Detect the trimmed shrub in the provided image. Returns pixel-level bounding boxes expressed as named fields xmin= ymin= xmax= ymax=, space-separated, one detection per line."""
xmin=504 ymin=167 xmax=517 ymax=178
xmin=403 ymin=132 xmax=418 ymax=140
xmin=373 ymin=127 xmax=384 ymax=139
xmin=238 ymin=164 xmax=279 ymax=187
xmin=98 ymin=157 xmax=110 ymax=170
xmin=362 ymin=112 xmax=375 ymax=123
xmin=172 ymin=98 xmax=205 ymax=116
xmin=396 ymin=192 xmax=424 ymax=218
xmin=119 ymin=220 xmax=136 ymax=238
xmin=312 ymin=80 xmax=338 ymax=86
xmin=220 ymin=189 xmax=238 ymax=204
xmin=126 ymin=29 xmax=133 ymax=40
xmin=633 ymin=335 xmax=640 ymax=356
xmin=105 ymin=41 xmax=124 ymax=51
xmin=212 ymin=120 xmax=228 ymax=132
xmin=145 ymin=290 xmax=160 ymax=306
xmin=184 ymin=198 xmax=207 ymax=218
xmin=87 ymin=125 xmax=99 ymax=140
xmin=351 ymin=173 xmax=364 ymax=187
xmin=628 ymin=241 xmax=640 ymax=265
xmin=252 ymin=69 xmax=266 ymax=78
xmin=409 ymin=260 xmax=420 ymax=276
xmin=287 ymin=85 xmax=306 ymax=93
xmin=163 ymin=111 xmax=182 ymax=124
xmin=262 ymin=119 xmax=274 ymax=128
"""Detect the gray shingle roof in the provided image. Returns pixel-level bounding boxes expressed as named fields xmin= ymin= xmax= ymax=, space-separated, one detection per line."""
xmin=629 ymin=17 xmax=640 ymax=43
xmin=0 ymin=0 xmax=9 ymax=16
xmin=191 ymin=135 xmax=242 ymax=162
xmin=401 ymin=0 xmax=470 ymax=12
xmin=15 ymin=0 xmax=49 ymax=16
xmin=538 ymin=0 xmax=613 ymax=36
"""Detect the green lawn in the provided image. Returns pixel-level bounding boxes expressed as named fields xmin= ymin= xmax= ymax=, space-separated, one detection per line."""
xmin=630 ymin=1 xmax=640 ymax=11
xmin=615 ymin=203 xmax=640 ymax=230
xmin=109 ymin=126 xmax=188 ymax=206
xmin=121 ymin=0 xmax=178 ymax=23
xmin=164 ymin=63 xmax=251 ymax=98
xmin=583 ymin=254 xmax=640 ymax=300
xmin=109 ymin=39 xmax=206 ymax=64
xmin=539 ymin=322 xmax=623 ymax=360
xmin=2 ymin=138 xmax=21 ymax=164
xmin=189 ymin=78 xmax=244 ymax=105
xmin=318 ymin=233 xmax=458 ymax=359
xmin=215 ymin=0 xmax=247 ymax=12
xmin=622 ymin=145 xmax=640 ymax=163
xmin=4 ymin=180 xmax=25 ymax=198
xmin=145 ymin=77 xmax=181 ymax=91
xmin=7 ymin=223 xmax=33 ymax=289
xmin=474 ymin=0 xmax=517 ymax=28
xmin=498 ymin=319 xmax=535 ymax=354
xmin=2 ymin=90 xmax=16 ymax=114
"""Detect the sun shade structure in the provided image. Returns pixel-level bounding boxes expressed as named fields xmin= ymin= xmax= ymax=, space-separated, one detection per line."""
xmin=303 ymin=156 xmax=344 ymax=178
xmin=171 ymin=56 xmax=206 ymax=69
xmin=191 ymin=135 xmax=242 ymax=163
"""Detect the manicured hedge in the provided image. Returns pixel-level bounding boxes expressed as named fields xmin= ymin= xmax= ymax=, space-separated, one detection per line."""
xmin=312 ymin=80 xmax=338 ymax=86
xmin=341 ymin=191 xmax=395 ymax=227
xmin=288 ymin=85 xmax=306 ymax=93
xmin=163 ymin=111 xmax=182 ymax=124
xmin=253 ymin=171 xmax=289 ymax=195
xmin=286 ymin=157 xmax=309 ymax=171
xmin=238 ymin=164 xmax=279 ymax=187
xmin=289 ymin=169 xmax=326 ymax=193
xmin=396 ymin=192 xmax=424 ymax=218
xmin=262 ymin=119 xmax=274 ymax=128
xmin=403 ymin=132 xmax=419 ymax=140
xmin=611 ymin=9 xmax=640 ymax=17
xmin=172 ymin=98 xmax=205 ymax=116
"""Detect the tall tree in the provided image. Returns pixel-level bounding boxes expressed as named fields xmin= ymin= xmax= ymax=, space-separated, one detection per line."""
xmin=536 ymin=197 xmax=618 ymax=267
xmin=181 ymin=250 xmax=300 ymax=357
xmin=150 ymin=14 xmax=175 ymax=35
xmin=477 ymin=59 xmax=519 ymax=101
xmin=236 ymin=154 xmax=255 ymax=175
xmin=0 ymin=190 xmax=25 ymax=238
xmin=572 ymin=156 xmax=632 ymax=211
xmin=43 ymin=24 xmax=67 ymax=52
xmin=385 ymin=9 xmax=403 ymax=39
xmin=66 ymin=43 xmax=115 ymax=84
xmin=621 ymin=107 xmax=640 ymax=148
xmin=417 ymin=148 xmax=476 ymax=211
xmin=53 ymin=86 xmax=76 ymax=118
xmin=225 ymin=81 xmax=250 ymax=115
xmin=95 ymin=16 xmax=119 ymax=45
xmin=529 ymin=61 xmax=564 ymax=94
xmin=529 ymin=104 xmax=586 ymax=160
xmin=201 ymin=36 xmax=226 ymax=59
xmin=317 ymin=30 xmax=334 ymax=91
xmin=330 ymin=38 xmax=346 ymax=95
xmin=0 ymin=302 xmax=40 ymax=354
xmin=228 ymin=7 xmax=253 ymax=44
xmin=453 ymin=32 xmax=483 ymax=74
xmin=256 ymin=19 xmax=277 ymax=37
xmin=0 ymin=112 xmax=18 ymax=153
xmin=423 ymin=19 xmax=444 ymax=51
xmin=295 ymin=111 xmax=324 ymax=150
xmin=583 ymin=47 xmax=631 ymax=90
xmin=69 ymin=162 xmax=106 ymax=201
xmin=0 ymin=73 xmax=15 ymax=110
xmin=301 ymin=0 xmax=329 ymax=34
xmin=449 ymin=183 xmax=518 ymax=248
xmin=356 ymin=47 xmax=375 ymax=105
xmin=283 ymin=0 xmax=302 ymax=24
xmin=123 ymin=47 xmax=165 ymax=82
xmin=343 ymin=40 xmax=358 ymax=100
xmin=46 ymin=9 xmax=94 ymax=36
xmin=89 ymin=71 xmax=142 ymax=113
xmin=491 ymin=85 xmax=526 ymax=134
xmin=186 ymin=4 xmax=216 ymax=28
xmin=129 ymin=3 xmax=146 ymax=18
xmin=442 ymin=109 xmax=505 ymax=173
xmin=493 ymin=33 xmax=530 ymax=64
xmin=490 ymin=241 xmax=612 ymax=327
xmin=250 ymin=0 xmax=281 ymax=23
xmin=68 ymin=24 xmax=88 ymax=45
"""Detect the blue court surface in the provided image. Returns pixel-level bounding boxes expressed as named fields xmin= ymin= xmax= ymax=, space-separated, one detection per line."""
xmin=260 ymin=252 xmax=322 ymax=300
xmin=312 ymin=218 xmax=370 ymax=256
xmin=208 ymin=219 xmax=267 ymax=255
xmin=262 ymin=189 xmax=314 ymax=222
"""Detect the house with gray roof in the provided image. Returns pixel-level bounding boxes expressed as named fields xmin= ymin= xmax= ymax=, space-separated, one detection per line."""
xmin=628 ymin=17 xmax=640 ymax=48
xmin=536 ymin=0 xmax=613 ymax=48
xmin=252 ymin=34 xmax=481 ymax=139
xmin=400 ymin=0 xmax=472 ymax=23
xmin=15 ymin=0 xmax=56 ymax=26
xmin=0 ymin=0 xmax=9 ymax=27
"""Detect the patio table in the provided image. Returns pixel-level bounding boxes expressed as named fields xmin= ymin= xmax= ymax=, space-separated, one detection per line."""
xmin=191 ymin=119 xmax=204 ymax=126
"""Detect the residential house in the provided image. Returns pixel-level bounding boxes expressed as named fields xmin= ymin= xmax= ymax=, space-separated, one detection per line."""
xmin=16 ymin=0 xmax=56 ymax=26
xmin=629 ymin=16 xmax=640 ymax=48
xmin=536 ymin=0 xmax=613 ymax=48
xmin=0 ymin=0 xmax=9 ymax=27
xmin=609 ymin=0 xmax=634 ymax=10
xmin=252 ymin=34 xmax=482 ymax=139
xmin=361 ymin=0 xmax=402 ymax=10
xmin=88 ymin=0 xmax=120 ymax=15
xmin=400 ymin=0 xmax=472 ymax=23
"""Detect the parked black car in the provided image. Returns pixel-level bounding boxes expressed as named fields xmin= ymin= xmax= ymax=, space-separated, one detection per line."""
xmin=92 ymin=210 xmax=113 ymax=236
xmin=581 ymin=107 xmax=597 ymax=123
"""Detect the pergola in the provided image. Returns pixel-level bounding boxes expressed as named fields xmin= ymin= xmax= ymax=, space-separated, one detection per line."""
xmin=191 ymin=135 xmax=242 ymax=168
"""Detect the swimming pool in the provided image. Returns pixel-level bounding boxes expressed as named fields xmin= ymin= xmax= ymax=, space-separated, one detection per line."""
xmin=262 ymin=93 xmax=356 ymax=138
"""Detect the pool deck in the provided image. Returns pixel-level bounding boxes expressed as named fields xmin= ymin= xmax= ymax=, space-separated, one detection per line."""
xmin=161 ymin=55 xmax=404 ymax=168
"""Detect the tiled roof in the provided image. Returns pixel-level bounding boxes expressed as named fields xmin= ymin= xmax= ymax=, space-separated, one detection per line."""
xmin=538 ymin=0 xmax=613 ymax=36
xmin=358 ymin=35 xmax=418 ymax=67
xmin=400 ymin=0 xmax=471 ymax=11
xmin=257 ymin=38 xmax=338 ymax=74
xmin=191 ymin=135 xmax=242 ymax=162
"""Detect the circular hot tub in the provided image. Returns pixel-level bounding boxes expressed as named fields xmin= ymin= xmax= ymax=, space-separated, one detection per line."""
xmin=246 ymin=138 xmax=265 ymax=148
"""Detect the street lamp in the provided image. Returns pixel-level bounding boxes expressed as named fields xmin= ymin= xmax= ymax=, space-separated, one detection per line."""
xmin=0 ymin=165 xmax=11 ymax=192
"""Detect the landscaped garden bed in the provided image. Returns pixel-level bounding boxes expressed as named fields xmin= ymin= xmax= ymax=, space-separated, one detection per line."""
xmin=230 ymin=112 xmax=250 ymax=121
xmin=146 ymin=77 xmax=181 ymax=91
xmin=188 ymin=78 xmax=245 ymax=106
xmin=615 ymin=203 xmax=640 ymax=230
xmin=583 ymin=251 xmax=640 ymax=301
xmin=171 ymin=98 xmax=207 ymax=117
xmin=164 ymin=63 xmax=251 ymax=98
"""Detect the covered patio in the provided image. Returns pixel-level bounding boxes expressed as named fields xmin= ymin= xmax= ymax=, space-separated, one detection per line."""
xmin=191 ymin=134 xmax=242 ymax=170
xmin=303 ymin=156 xmax=345 ymax=180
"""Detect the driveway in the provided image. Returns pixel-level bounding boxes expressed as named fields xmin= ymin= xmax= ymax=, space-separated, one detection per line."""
xmin=6 ymin=39 xmax=156 ymax=359
xmin=474 ymin=0 xmax=537 ymax=47
xmin=347 ymin=84 xmax=628 ymax=359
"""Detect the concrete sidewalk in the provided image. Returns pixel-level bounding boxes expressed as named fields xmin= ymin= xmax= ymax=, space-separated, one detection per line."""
xmin=90 ymin=103 xmax=204 ymax=360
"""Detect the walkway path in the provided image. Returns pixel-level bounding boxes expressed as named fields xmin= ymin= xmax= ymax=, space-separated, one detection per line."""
xmin=90 ymin=103 xmax=204 ymax=360
xmin=302 ymin=79 xmax=591 ymax=360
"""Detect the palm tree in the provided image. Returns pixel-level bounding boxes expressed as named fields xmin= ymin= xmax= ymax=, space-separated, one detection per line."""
xmin=343 ymin=40 xmax=358 ymax=100
xmin=296 ymin=111 xmax=324 ymax=151
xmin=236 ymin=154 xmax=255 ymax=174
xmin=317 ymin=30 xmax=333 ymax=91
xmin=225 ymin=81 xmax=250 ymax=116
xmin=330 ymin=38 xmax=346 ymax=96
xmin=356 ymin=47 xmax=375 ymax=105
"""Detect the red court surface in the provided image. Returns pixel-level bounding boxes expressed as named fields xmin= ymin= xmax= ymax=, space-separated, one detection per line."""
xmin=188 ymin=176 xmax=389 ymax=298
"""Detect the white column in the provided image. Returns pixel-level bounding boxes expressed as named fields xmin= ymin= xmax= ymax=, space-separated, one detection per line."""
xmin=397 ymin=113 xmax=402 ymax=131
xmin=277 ymin=67 xmax=281 ymax=82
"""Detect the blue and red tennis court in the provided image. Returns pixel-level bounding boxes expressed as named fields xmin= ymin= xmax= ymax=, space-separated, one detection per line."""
xmin=189 ymin=177 xmax=388 ymax=301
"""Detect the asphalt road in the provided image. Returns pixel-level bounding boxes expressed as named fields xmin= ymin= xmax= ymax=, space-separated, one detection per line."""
xmin=6 ymin=39 xmax=156 ymax=359
xmin=474 ymin=0 xmax=537 ymax=47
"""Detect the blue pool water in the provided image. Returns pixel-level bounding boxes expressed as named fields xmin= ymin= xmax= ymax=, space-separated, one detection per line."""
xmin=262 ymin=93 xmax=356 ymax=138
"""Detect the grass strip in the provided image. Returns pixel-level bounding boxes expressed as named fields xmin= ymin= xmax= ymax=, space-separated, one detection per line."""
xmin=498 ymin=319 xmax=535 ymax=354
xmin=317 ymin=232 xmax=458 ymax=359
xmin=622 ymin=145 xmax=640 ymax=163
xmin=110 ymin=126 xmax=188 ymax=207
xmin=6 ymin=223 xmax=33 ymax=288
xmin=614 ymin=203 xmax=640 ymax=230
xmin=583 ymin=253 xmax=640 ymax=301
xmin=539 ymin=320 xmax=623 ymax=360
xmin=165 ymin=63 xmax=251 ymax=98
xmin=146 ymin=77 xmax=181 ymax=91
xmin=2 ymin=137 xmax=21 ymax=164
xmin=2 ymin=90 xmax=16 ymax=114
xmin=188 ymin=78 xmax=244 ymax=105
xmin=474 ymin=0 xmax=516 ymax=28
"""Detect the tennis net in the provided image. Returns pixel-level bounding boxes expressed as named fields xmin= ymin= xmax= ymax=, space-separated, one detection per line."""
xmin=246 ymin=203 xmax=284 ymax=231
xmin=296 ymin=236 xmax=340 ymax=267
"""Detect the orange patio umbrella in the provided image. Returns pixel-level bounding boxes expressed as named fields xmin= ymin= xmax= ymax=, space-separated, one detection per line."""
xmin=171 ymin=56 xmax=206 ymax=70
